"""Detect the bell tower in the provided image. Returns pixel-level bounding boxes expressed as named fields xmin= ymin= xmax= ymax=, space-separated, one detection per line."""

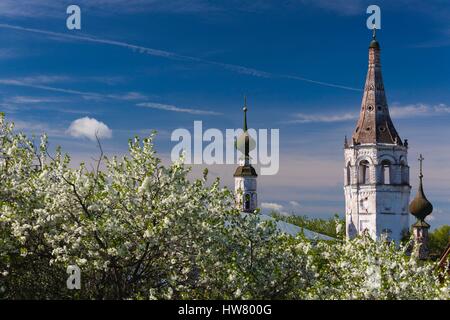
xmin=234 ymin=98 xmax=258 ymax=213
xmin=344 ymin=29 xmax=411 ymax=242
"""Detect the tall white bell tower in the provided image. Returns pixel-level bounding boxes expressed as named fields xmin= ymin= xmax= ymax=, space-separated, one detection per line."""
xmin=344 ymin=30 xmax=411 ymax=242
xmin=234 ymin=98 xmax=258 ymax=213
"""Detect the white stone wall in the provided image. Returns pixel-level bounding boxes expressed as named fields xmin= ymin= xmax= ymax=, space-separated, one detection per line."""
xmin=344 ymin=144 xmax=411 ymax=242
xmin=235 ymin=176 xmax=258 ymax=212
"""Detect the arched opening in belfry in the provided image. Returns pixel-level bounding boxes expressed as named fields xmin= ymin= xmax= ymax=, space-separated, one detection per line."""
xmin=346 ymin=163 xmax=351 ymax=185
xmin=244 ymin=193 xmax=251 ymax=211
xmin=381 ymin=160 xmax=391 ymax=184
xmin=358 ymin=160 xmax=370 ymax=184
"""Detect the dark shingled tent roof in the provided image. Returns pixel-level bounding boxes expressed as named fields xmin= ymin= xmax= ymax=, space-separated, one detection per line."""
xmin=352 ymin=32 xmax=403 ymax=146
xmin=233 ymin=165 xmax=257 ymax=177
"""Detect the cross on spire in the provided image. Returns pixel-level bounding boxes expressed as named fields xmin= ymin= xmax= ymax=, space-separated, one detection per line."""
xmin=418 ymin=154 xmax=425 ymax=179
xmin=372 ymin=23 xmax=377 ymax=39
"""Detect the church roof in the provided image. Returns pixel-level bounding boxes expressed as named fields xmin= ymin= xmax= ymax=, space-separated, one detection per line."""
xmin=409 ymin=155 xmax=433 ymax=221
xmin=258 ymin=214 xmax=335 ymax=240
xmin=233 ymin=165 xmax=257 ymax=177
xmin=351 ymin=33 xmax=403 ymax=146
xmin=409 ymin=182 xmax=433 ymax=221
xmin=412 ymin=220 xmax=430 ymax=228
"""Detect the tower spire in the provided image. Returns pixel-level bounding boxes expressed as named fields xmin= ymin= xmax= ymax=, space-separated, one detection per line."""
xmin=235 ymin=96 xmax=255 ymax=165
xmin=351 ymin=30 xmax=402 ymax=146
xmin=234 ymin=96 xmax=258 ymax=213
xmin=243 ymin=96 xmax=248 ymax=132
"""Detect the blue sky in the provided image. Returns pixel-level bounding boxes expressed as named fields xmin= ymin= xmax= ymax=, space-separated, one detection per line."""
xmin=1 ymin=0 xmax=450 ymax=227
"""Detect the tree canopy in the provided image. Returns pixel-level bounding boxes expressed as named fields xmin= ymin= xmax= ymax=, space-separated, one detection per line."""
xmin=0 ymin=114 xmax=449 ymax=300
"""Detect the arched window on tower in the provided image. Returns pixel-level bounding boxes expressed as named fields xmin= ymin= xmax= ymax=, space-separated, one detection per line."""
xmin=346 ymin=163 xmax=351 ymax=185
xmin=381 ymin=160 xmax=391 ymax=184
xmin=358 ymin=160 xmax=370 ymax=184
xmin=244 ymin=193 xmax=251 ymax=211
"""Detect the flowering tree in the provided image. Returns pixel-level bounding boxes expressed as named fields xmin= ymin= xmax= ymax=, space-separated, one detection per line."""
xmin=309 ymin=234 xmax=449 ymax=299
xmin=0 ymin=114 xmax=449 ymax=300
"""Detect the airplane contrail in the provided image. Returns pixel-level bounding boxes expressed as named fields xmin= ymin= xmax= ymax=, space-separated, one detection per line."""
xmin=0 ymin=78 xmax=103 ymax=98
xmin=0 ymin=23 xmax=361 ymax=92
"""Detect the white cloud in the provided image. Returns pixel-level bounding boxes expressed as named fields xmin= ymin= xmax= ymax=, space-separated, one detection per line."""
xmin=390 ymin=103 xmax=450 ymax=117
xmin=390 ymin=103 xmax=432 ymax=117
xmin=0 ymin=77 xmax=148 ymax=102
xmin=289 ymin=201 xmax=301 ymax=207
xmin=432 ymin=104 xmax=450 ymax=113
xmin=260 ymin=202 xmax=293 ymax=216
xmin=6 ymin=96 xmax=64 ymax=104
xmin=66 ymin=117 xmax=112 ymax=141
xmin=289 ymin=103 xmax=450 ymax=124
xmin=119 ymin=92 xmax=148 ymax=101
xmin=138 ymin=102 xmax=222 ymax=115
xmin=261 ymin=202 xmax=284 ymax=211
xmin=0 ymin=78 xmax=104 ymax=98
xmin=11 ymin=119 xmax=65 ymax=137
xmin=2 ymin=95 xmax=94 ymax=115
xmin=16 ymin=75 xmax=70 ymax=85
xmin=290 ymin=112 xmax=357 ymax=123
